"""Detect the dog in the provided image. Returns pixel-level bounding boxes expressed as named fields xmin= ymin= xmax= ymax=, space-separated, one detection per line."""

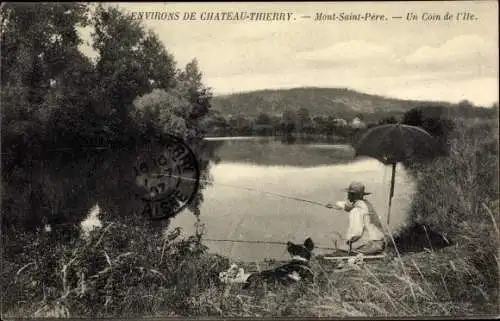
xmin=219 ymin=237 xmax=315 ymax=288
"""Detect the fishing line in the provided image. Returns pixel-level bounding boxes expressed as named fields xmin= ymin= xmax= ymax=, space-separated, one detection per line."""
xmin=149 ymin=173 xmax=332 ymax=208
xmin=143 ymin=171 xmax=348 ymax=251
xmin=202 ymin=238 xmax=339 ymax=251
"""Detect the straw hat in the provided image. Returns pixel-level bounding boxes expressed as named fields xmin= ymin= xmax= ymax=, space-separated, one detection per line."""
xmin=344 ymin=181 xmax=371 ymax=195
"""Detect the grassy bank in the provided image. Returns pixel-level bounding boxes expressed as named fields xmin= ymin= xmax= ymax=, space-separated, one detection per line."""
xmin=399 ymin=117 xmax=499 ymax=295
xmin=2 ymin=118 xmax=498 ymax=318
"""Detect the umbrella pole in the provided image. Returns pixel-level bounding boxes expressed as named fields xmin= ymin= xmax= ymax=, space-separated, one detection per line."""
xmin=387 ymin=163 xmax=396 ymax=225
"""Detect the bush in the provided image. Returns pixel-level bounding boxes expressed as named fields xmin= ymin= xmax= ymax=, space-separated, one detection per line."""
xmin=402 ymin=105 xmax=455 ymax=159
xmin=2 ymin=222 xmax=228 ymax=317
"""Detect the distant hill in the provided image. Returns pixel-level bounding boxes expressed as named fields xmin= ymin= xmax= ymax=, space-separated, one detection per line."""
xmin=210 ymin=87 xmax=495 ymax=121
xmin=211 ymin=87 xmax=446 ymax=120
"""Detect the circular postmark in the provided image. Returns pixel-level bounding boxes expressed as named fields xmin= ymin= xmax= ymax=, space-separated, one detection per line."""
xmin=133 ymin=134 xmax=200 ymax=220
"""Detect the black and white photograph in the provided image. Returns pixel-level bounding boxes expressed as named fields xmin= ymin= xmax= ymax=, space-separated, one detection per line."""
xmin=1 ymin=1 xmax=498 ymax=319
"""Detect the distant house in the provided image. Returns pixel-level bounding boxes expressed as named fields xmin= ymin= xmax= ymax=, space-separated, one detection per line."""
xmin=333 ymin=118 xmax=348 ymax=127
xmin=351 ymin=117 xmax=366 ymax=129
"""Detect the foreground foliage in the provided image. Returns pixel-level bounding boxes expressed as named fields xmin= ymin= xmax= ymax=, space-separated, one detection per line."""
xmin=2 ymin=223 xmax=228 ymax=317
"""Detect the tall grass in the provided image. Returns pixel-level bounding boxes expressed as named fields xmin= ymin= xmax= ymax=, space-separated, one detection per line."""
xmin=405 ymin=118 xmax=498 ymax=236
xmin=1 ymin=222 xmax=228 ymax=317
xmin=2 ymin=118 xmax=498 ymax=318
xmin=400 ymin=118 xmax=499 ymax=298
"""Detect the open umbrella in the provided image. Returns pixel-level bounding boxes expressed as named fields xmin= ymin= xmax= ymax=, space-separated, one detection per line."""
xmin=353 ymin=123 xmax=438 ymax=225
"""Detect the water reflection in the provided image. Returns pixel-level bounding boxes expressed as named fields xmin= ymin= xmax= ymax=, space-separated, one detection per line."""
xmin=201 ymin=137 xmax=357 ymax=167
xmin=2 ymin=141 xmax=212 ymax=238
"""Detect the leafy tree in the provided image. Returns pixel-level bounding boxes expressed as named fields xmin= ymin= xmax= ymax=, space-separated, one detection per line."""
xmin=457 ymin=99 xmax=474 ymax=108
xmin=227 ymin=115 xmax=252 ymax=135
xmin=177 ymin=59 xmax=213 ymax=137
xmin=402 ymin=105 xmax=454 ymax=139
xmin=296 ymin=107 xmax=311 ymax=131
xmin=203 ymin=112 xmax=229 ymax=136
xmin=1 ymin=3 xmax=214 ymax=236
xmin=1 ymin=3 xmax=89 ymax=99
xmin=281 ymin=108 xmax=296 ymax=123
xmin=131 ymin=88 xmax=191 ymax=140
xmin=45 ymin=52 xmax=100 ymax=147
xmin=255 ymin=112 xmax=272 ymax=125
xmin=402 ymin=105 xmax=455 ymax=165
xmin=379 ymin=116 xmax=398 ymax=125
xmin=1 ymin=3 xmax=91 ymax=160
xmin=281 ymin=108 xmax=296 ymax=135
xmin=91 ymin=4 xmax=177 ymax=139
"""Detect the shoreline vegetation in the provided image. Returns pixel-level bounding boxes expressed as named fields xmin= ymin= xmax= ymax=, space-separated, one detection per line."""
xmin=1 ymin=3 xmax=499 ymax=318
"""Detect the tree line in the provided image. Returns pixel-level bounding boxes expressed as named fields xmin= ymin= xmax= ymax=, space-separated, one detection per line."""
xmin=203 ymin=99 xmax=497 ymax=141
xmin=1 ymin=3 xmax=215 ymax=236
xmin=1 ymin=3 xmax=212 ymax=170
xmin=203 ymin=107 xmax=402 ymax=139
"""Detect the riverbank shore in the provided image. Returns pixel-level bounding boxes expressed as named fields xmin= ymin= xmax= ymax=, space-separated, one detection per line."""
xmin=207 ymin=243 xmax=497 ymax=317
xmin=2 ymin=118 xmax=498 ymax=318
xmin=2 ymin=216 xmax=497 ymax=318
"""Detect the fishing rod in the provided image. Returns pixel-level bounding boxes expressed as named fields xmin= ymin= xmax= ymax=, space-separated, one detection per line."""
xmin=149 ymin=173 xmax=333 ymax=208
xmin=142 ymin=174 xmax=350 ymax=251
xmin=201 ymin=238 xmax=340 ymax=251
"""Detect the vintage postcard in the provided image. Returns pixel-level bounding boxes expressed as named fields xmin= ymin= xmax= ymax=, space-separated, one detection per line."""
xmin=1 ymin=1 xmax=498 ymax=319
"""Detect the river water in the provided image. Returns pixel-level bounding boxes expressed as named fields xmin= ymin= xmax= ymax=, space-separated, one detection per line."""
xmin=170 ymin=137 xmax=415 ymax=261
xmin=4 ymin=136 xmax=415 ymax=262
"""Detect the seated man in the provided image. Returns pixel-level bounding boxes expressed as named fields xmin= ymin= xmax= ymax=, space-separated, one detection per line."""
xmin=327 ymin=181 xmax=387 ymax=255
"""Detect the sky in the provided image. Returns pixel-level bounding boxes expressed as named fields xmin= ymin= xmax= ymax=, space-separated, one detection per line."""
xmin=80 ymin=1 xmax=499 ymax=107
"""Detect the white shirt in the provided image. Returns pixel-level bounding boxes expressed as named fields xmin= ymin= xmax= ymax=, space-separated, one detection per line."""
xmin=338 ymin=199 xmax=386 ymax=245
